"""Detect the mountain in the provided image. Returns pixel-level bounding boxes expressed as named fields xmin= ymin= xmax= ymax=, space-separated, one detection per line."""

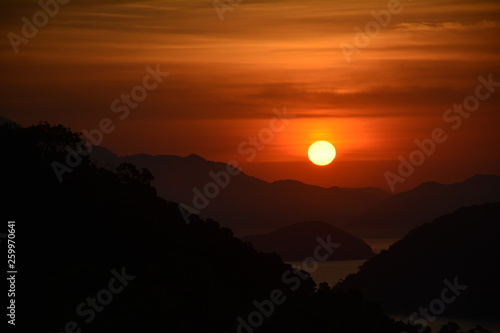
xmin=0 ymin=115 xmax=19 ymax=126
xmin=1 ymin=121 xmax=422 ymax=333
xmin=343 ymin=175 xmax=500 ymax=238
xmin=335 ymin=202 xmax=500 ymax=323
xmin=91 ymin=146 xmax=389 ymax=236
xmin=243 ymin=221 xmax=375 ymax=261
xmin=92 ymin=148 xmax=500 ymax=240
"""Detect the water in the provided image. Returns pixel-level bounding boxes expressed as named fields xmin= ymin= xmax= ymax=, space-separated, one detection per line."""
xmin=286 ymin=259 xmax=366 ymax=287
xmin=363 ymin=238 xmax=401 ymax=254
xmin=286 ymin=238 xmax=500 ymax=332
xmin=286 ymin=238 xmax=400 ymax=287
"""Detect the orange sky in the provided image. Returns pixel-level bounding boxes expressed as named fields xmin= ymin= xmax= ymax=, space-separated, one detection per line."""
xmin=1 ymin=0 xmax=499 ymax=191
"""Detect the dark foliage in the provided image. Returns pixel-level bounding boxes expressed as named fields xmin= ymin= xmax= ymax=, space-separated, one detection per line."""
xmin=336 ymin=201 xmax=500 ymax=322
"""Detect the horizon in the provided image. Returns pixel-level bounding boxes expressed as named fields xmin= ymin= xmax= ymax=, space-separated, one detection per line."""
xmin=86 ymin=141 xmax=500 ymax=194
xmin=2 ymin=0 xmax=500 ymax=192
xmin=3 ymin=116 xmax=500 ymax=192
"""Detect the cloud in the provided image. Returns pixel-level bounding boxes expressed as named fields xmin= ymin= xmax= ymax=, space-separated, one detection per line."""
xmin=394 ymin=20 xmax=497 ymax=32
xmin=1 ymin=0 xmax=499 ymax=165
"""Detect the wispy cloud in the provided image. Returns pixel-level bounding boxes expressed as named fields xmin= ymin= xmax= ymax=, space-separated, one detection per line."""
xmin=1 ymin=0 xmax=499 ymax=168
xmin=394 ymin=20 xmax=497 ymax=31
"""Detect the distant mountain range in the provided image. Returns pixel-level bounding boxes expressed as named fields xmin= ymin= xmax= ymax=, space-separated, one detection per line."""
xmin=242 ymin=220 xmax=375 ymax=261
xmin=335 ymin=202 xmax=500 ymax=322
xmin=342 ymin=174 xmax=500 ymax=238
xmin=91 ymin=146 xmax=388 ymax=236
xmin=92 ymin=146 xmax=500 ymax=239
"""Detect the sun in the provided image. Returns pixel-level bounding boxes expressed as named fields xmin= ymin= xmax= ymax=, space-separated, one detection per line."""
xmin=308 ymin=141 xmax=336 ymax=166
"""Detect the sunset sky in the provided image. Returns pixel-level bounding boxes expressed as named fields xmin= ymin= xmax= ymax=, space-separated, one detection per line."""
xmin=1 ymin=0 xmax=499 ymax=191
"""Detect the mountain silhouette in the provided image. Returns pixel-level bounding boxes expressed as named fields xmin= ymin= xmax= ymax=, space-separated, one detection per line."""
xmin=1 ymin=121 xmax=423 ymax=332
xmin=243 ymin=220 xmax=375 ymax=261
xmin=91 ymin=146 xmax=389 ymax=236
xmin=343 ymin=175 xmax=500 ymax=238
xmin=0 ymin=115 xmax=19 ymax=127
xmin=336 ymin=202 xmax=500 ymax=323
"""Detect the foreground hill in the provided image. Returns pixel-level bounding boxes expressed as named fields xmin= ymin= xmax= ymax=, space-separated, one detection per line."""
xmin=336 ymin=202 xmax=500 ymax=323
xmin=343 ymin=175 xmax=500 ymax=238
xmin=91 ymin=146 xmax=388 ymax=236
xmin=1 ymin=122 xmax=418 ymax=333
xmin=243 ymin=221 xmax=375 ymax=261
xmin=0 ymin=115 xmax=18 ymax=126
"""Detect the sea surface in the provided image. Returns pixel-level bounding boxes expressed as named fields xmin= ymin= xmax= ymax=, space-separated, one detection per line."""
xmin=286 ymin=238 xmax=400 ymax=287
